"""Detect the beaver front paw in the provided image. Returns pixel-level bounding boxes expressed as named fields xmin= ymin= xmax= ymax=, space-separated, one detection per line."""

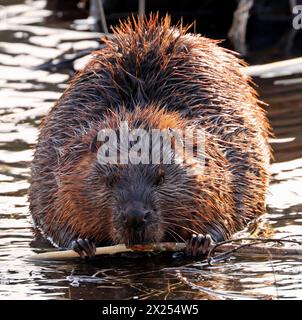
xmin=185 ymin=234 xmax=214 ymax=257
xmin=71 ymin=238 xmax=96 ymax=259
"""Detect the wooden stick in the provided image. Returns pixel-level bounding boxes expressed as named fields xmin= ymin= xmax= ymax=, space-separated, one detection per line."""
xmin=27 ymin=243 xmax=186 ymax=261
xmin=243 ymin=57 xmax=302 ymax=78
xmin=27 ymin=242 xmax=302 ymax=261
xmin=96 ymin=0 xmax=109 ymax=34
xmin=28 ymin=244 xmax=132 ymax=261
xmin=138 ymin=0 xmax=145 ymax=20
xmin=228 ymin=0 xmax=254 ymax=55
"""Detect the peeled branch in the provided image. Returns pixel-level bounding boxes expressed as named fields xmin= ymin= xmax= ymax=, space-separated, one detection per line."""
xmin=27 ymin=239 xmax=302 ymax=262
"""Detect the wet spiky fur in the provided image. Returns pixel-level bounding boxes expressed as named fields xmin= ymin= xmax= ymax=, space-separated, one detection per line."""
xmin=28 ymin=15 xmax=271 ymax=248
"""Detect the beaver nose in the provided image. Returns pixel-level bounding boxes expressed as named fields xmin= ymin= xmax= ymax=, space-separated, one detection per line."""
xmin=123 ymin=209 xmax=150 ymax=229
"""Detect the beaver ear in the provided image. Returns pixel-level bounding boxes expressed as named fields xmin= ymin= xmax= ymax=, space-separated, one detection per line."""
xmin=90 ymin=134 xmax=101 ymax=153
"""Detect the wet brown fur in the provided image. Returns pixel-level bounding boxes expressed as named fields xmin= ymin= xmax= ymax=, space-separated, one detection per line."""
xmin=28 ymin=15 xmax=271 ymax=248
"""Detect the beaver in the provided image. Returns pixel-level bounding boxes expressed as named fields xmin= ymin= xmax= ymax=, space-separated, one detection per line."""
xmin=28 ymin=15 xmax=271 ymax=258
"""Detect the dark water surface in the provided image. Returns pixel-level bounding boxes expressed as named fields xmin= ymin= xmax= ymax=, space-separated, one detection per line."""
xmin=0 ymin=1 xmax=302 ymax=300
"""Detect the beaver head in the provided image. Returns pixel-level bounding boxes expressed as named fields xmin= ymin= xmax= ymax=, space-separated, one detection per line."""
xmin=83 ymin=106 xmax=210 ymax=246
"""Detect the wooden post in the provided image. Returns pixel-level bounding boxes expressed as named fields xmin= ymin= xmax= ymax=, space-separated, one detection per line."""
xmin=228 ymin=0 xmax=254 ymax=55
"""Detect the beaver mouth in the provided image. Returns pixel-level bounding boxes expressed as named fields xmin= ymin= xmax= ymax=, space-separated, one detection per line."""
xmin=117 ymin=221 xmax=163 ymax=246
xmin=123 ymin=228 xmax=155 ymax=246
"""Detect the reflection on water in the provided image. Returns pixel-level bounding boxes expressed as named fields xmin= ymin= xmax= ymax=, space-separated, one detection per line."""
xmin=0 ymin=0 xmax=302 ymax=300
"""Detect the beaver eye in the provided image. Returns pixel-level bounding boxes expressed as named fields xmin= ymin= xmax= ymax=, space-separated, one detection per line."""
xmin=105 ymin=173 xmax=118 ymax=188
xmin=90 ymin=134 xmax=99 ymax=153
xmin=154 ymin=168 xmax=165 ymax=186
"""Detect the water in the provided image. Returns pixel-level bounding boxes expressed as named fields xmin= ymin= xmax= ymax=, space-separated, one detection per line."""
xmin=0 ymin=1 xmax=302 ymax=300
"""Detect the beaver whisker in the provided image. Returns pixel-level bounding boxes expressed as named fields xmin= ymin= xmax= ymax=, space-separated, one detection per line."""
xmin=160 ymin=220 xmax=204 ymax=238
xmin=160 ymin=226 xmax=186 ymax=243
xmin=163 ymin=215 xmax=209 ymax=224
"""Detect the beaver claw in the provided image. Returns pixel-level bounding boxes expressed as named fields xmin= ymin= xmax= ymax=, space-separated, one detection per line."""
xmin=185 ymin=234 xmax=214 ymax=257
xmin=71 ymin=238 xmax=96 ymax=259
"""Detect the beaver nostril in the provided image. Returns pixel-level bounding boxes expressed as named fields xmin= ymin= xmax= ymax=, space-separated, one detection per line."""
xmin=123 ymin=209 xmax=150 ymax=229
